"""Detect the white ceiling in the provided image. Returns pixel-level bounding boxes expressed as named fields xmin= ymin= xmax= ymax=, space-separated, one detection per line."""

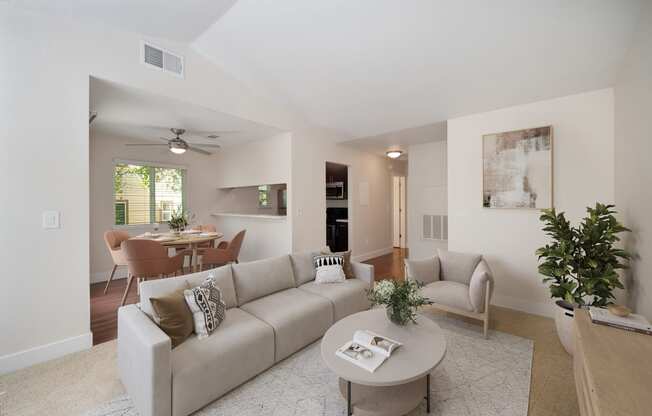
xmin=90 ymin=77 xmax=282 ymax=147
xmin=345 ymin=121 xmax=447 ymax=159
xmin=17 ymin=0 xmax=645 ymax=142
xmin=194 ymin=0 xmax=644 ymax=138
xmin=11 ymin=0 xmax=237 ymax=41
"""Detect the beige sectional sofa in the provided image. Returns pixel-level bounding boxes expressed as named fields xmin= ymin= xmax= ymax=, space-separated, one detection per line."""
xmin=117 ymin=252 xmax=374 ymax=416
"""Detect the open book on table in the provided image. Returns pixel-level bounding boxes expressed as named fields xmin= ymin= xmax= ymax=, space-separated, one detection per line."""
xmin=335 ymin=330 xmax=402 ymax=373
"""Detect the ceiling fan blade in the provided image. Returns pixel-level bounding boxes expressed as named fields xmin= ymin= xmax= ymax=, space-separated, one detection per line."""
xmin=125 ymin=143 xmax=169 ymax=147
xmin=191 ymin=143 xmax=222 ymax=148
xmin=187 ymin=146 xmax=212 ymax=155
xmin=158 ymin=137 xmax=173 ymax=142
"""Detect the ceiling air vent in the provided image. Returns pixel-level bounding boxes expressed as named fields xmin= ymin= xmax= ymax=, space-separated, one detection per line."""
xmin=141 ymin=41 xmax=184 ymax=78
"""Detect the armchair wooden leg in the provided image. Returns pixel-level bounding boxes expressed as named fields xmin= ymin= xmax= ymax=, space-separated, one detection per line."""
xmin=103 ymin=264 xmax=118 ymax=295
xmin=483 ymin=280 xmax=491 ymax=339
xmin=120 ymin=274 xmax=134 ymax=307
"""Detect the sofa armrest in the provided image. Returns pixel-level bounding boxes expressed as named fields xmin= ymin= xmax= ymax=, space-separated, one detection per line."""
xmin=118 ymin=304 xmax=172 ymax=416
xmin=468 ymin=259 xmax=494 ymax=313
xmin=352 ymin=261 xmax=374 ymax=289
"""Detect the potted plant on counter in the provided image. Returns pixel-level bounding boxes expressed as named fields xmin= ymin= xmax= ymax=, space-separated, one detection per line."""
xmin=368 ymin=280 xmax=433 ymax=326
xmin=536 ymin=203 xmax=631 ymax=355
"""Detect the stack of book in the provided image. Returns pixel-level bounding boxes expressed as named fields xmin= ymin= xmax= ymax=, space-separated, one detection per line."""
xmin=589 ymin=307 xmax=652 ymax=335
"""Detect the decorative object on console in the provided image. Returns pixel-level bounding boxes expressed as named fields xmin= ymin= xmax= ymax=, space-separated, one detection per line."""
xmin=368 ymin=279 xmax=432 ymax=326
xmin=184 ymin=275 xmax=226 ymax=339
xmin=483 ymin=126 xmax=552 ymax=208
xmin=607 ymin=304 xmax=631 ymax=317
xmin=536 ymin=203 xmax=631 ymax=355
xmin=314 ymin=254 xmax=346 ymax=283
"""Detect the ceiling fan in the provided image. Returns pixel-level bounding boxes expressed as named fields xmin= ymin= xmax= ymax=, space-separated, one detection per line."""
xmin=125 ymin=128 xmax=222 ymax=155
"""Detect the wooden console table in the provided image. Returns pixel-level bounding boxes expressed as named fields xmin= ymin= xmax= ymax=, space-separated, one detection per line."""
xmin=574 ymin=309 xmax=652 ymax=416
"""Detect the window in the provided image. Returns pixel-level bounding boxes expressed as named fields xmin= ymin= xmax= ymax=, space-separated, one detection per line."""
xmin=258 ymin=185 xmax=271 ymax=208
xmin=113 ymin=162 xmax=186 ymax=225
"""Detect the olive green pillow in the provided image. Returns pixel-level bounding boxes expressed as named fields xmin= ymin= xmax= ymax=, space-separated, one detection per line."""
xmin=150 ymin=283 xmax=193 ymax=348
xmin=322 ymin=248 xmax=354 ymax=279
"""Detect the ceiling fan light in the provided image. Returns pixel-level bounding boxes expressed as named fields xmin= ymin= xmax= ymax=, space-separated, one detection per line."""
xmin=386 ymin=150 xmax=403 ymax=159
xmin=169 ymin=144 xmax=187 ymax=154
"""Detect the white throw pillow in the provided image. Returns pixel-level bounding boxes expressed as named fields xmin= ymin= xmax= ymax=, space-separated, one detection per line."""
xmin=184 ymin=275 xmax=226 ymax=339
xmin=314 ymin=254 xmax=346 ymax=284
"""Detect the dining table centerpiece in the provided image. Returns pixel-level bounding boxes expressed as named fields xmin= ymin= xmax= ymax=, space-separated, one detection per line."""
xmin=167 ymin=209 xmax=191 ymax=234
xmin=368 ymin=279 xmax=433 ymax=326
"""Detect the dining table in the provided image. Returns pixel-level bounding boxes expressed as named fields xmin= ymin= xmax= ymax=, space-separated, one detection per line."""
xmin=132 ymin=230 xmax=224 ymax=273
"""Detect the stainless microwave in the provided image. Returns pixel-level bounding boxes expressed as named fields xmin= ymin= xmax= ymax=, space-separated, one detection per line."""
xmin=326 ymin=181 xmax=345 ymax=199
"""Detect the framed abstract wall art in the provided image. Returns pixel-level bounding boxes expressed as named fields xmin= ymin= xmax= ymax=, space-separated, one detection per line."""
xmin=482 ymin=126 xmax=553 ymax=209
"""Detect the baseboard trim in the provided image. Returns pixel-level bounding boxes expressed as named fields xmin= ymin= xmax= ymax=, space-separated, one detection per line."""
xmin=352 ymin=246 xmax=394 ymax=263
xmin=491 ymin=293 xmax=555 ymax=318
xmin=0 ymin=332 xmax=93 ymax=375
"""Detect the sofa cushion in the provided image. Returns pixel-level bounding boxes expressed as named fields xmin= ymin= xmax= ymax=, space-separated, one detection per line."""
xmin=421 ymin=281 xmax=473 ymax=312
xmin=289 ymin=251 xmax=319 ymax=285
xmin=299 ymin=278 xmax=371 ymax=321
xmin=232 ymin=255 xmax=296 ymax=305
xmin=171 ymin=308 xmax=275 ymax=416
xmin=240 ymin=288 xmax=333 ymax=361
xmin=437 ymin=249 xmax=482 ymax=285
xmin=139 ymin=265 xmax=237 ymax=321
xmin=405 ymin=257 xmax=440 ymax=285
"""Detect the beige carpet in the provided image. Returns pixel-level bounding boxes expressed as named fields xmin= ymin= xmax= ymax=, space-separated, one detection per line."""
xmin=0 ymin=341 xmax=124 ymax=416
xmin=0 ymin=306 xmax=578 ymax=416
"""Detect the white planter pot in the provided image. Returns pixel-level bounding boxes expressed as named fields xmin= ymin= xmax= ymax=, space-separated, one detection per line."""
xmin=554 ymin=300 xmax=575 ymax=356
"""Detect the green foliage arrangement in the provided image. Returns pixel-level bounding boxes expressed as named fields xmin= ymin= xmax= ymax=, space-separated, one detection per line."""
xmin=368 ymin=279 xmax=433 ymax=325
xmin=536 ymin=203 xmax=631 ymax=307
xmin=168 ymin=209 xmax=189 ymax=232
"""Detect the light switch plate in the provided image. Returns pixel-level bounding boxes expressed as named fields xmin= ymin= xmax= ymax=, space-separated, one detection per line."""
xmin=42 ymin=211 xmax=60 ymax=229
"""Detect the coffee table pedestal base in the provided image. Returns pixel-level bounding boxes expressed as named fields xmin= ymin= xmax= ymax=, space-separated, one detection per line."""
xmin=338 ymin=376 xmax=429 ymax=416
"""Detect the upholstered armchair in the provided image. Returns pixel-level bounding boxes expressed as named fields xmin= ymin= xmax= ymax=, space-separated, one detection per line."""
xmin=405 ymin=249 xmax=494 ymax=338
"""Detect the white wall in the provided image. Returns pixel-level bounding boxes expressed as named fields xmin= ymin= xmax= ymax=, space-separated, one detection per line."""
xmin=407 ymin=141 xmax=448 ymax=260
xmin=291 ymin=132 xmax=393 ymax=261
xmin=89 ymin=131 xmax=227 ymax=283
xmin=0 ymin=7 xmax=387 ymax=372
xmin=614 ymin=2 xmax=652 ymax=319
xmin=212 ymin=133 xmax=292 ymax=261
xmin=447 ymin=89 xmax=615 ymax=317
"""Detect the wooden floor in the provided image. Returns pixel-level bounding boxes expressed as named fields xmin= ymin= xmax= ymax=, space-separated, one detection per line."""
xmin=365 ymin=247 xmax=406 ymax=281
xmin=89 ymin=249 xmax=408 ymax=345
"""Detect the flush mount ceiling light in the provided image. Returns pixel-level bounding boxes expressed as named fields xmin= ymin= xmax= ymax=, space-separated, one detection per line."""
xmin=386 ymin=150 xmax=403 ymax=159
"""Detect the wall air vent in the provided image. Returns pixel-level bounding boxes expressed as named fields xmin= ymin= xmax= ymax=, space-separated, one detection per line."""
xmin=141 ymin=41 xmax=184 ymax=78
xmin=423 ymin=214 xmax=448 ymax=241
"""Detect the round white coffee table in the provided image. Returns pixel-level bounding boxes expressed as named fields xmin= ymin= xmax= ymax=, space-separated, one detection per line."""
xmin=321 ymin=309 xmax=446 ymax=416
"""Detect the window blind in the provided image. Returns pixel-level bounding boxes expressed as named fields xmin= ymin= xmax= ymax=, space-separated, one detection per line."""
xmin=113 ymin=162 xmax=186 ymax=225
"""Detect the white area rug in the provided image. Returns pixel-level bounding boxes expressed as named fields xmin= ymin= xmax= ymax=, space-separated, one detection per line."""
xmin=85 ymin=312 xmax=533 ymax=416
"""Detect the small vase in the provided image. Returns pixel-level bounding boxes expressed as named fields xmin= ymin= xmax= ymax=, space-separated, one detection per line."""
xmin=386 ymin=305 xmax=411 ymax=326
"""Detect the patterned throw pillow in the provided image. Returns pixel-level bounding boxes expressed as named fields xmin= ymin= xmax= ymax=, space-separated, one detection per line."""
xmin=184 ymin=275 xmax=226 ymax=339
xmin=314 ymin=254 xmax=346 ymax=284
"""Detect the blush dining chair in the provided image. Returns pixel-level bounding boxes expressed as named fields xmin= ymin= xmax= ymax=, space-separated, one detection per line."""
xmin=198 ymin=229 xmax=246 ymax=271
xmin=119 ymin=239 xmax=190 ymax=306
xmin=103 ymin=230 xmax=131 ymax=295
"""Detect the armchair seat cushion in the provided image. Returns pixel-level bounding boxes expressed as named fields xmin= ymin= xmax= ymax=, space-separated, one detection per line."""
xmin=421 ymin=281 xmax=474 ymax=312
xmin=171 ymin=308 xmax=274 ymax=416
xmin=240 ymin=288 xmax=333 ymax=361
xmin=299 ymin=278 xmax=370 ymax=321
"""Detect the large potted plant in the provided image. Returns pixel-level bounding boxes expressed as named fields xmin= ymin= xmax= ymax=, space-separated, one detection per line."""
xmin=368 ymin=280 xmax=433 ymax=325
xmin=536 ymin=203 xmax=630 ymax=355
